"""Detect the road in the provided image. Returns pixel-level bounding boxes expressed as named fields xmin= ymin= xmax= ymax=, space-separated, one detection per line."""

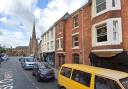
xmin=0 ymin=57 xmax=58 ymax=89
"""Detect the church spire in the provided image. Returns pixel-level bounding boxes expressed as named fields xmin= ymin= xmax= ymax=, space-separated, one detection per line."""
xmin=32 ymin=20 xmax=36 ymax=39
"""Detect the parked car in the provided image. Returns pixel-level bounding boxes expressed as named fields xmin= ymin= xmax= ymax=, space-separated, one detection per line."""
xmin=19 ymin=56 xmax=23 ymax=61
xmin=58 ymin=64 xmax=128 ymax=89
xmin=22 ymin=57 xmax=35 ymax=70
xmin=32 ymin=62 xmax=55 ymax=82
xmin=2 ymin=55 xmax=8 ymax=61
xmin=0 ymin=56 xmax=4 ymax=64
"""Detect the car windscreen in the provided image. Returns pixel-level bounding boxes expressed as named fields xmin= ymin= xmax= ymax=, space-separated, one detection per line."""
xmin=120 ymin=77 xmax=128 ymax=89
xmin=39 ymin=63 xmax=51 ymax=69
xmin=25 ymin=58 xmax=34 ymax=62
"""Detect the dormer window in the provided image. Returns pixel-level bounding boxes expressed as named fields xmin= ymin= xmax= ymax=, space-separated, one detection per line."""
xmin=96 ymin=0 xmax=106 ymax=13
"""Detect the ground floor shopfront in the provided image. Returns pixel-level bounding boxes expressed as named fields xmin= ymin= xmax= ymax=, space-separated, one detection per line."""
xmin=90 ymin=51 xmax=128 ymax=73
xmin=42 ymin=52 xmax=55 ymax=67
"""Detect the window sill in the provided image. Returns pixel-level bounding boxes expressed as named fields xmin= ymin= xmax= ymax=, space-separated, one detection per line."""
xmin=93 ymin=8 xmax=121 ymax=18
xmin=57 ymin=48 xmax=63 ymax=51
xmin=72 ymin=47 xmax=79 ymax=49
xmin=73 ymin=26 xmax=79 ymax=30
xmin=92 ymin=41 xmax=122 ymax=47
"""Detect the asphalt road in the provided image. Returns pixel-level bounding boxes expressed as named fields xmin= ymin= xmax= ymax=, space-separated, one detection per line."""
xmin=0 ymin=57 xmax=58 ymax=89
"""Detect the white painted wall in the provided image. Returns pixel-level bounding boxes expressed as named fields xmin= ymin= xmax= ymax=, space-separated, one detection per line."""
xmin=41 ymin=26 xmax=55 ymax=53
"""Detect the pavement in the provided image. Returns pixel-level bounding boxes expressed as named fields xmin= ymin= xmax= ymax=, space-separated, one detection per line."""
xmin=53 ymin=68 xmax=59 ymax=79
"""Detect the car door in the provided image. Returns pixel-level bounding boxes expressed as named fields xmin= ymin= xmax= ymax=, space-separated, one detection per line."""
xmin=70 ymin=69 xmax=92 ymax=89
xmin=94 ymin=75 xmax=122 ymax=89
xmin=59 ymin=67 xmax=72 ymax=89
xmin=35 ymin=64 xmax=39 ymax=76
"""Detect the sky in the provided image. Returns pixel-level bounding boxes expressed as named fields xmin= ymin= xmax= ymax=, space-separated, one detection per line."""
xmin=0 ymin=0 xmax=88 ymax=48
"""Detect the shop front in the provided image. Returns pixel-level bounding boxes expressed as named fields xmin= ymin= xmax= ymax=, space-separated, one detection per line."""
xmin=90 ymin=50 xmax=128 ymax=73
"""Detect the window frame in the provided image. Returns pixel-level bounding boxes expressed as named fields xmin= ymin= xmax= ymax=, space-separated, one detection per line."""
xmin=93 ymin=0 xmax=121 ymax=18
xmin=113 ymin=20 xmax=118 ymax=41
xmin=60 ymin=67 xmax=72 ymax=78
xmin=73 ymin=15 xmax=79 ymax=29
xmin=96 ymin=24 xmax=107 ymax=43
xmin=96 ymin=0 xmax=106 ymax=13
xmin=72 ymin=35 xmax=79 ymax=48
xmin=71 ymin=69 xmax=92 ymax=87
xmin=72 ymin=53 xmax=79 ymax=64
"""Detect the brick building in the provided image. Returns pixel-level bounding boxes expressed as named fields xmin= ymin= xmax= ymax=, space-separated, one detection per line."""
xmin=90 ymin=0 xmax=128 ymax=72
xmin=55 ymin=13 xmax=70 ymax=68
xmin=6 ymin=46 xmax=28 ymax=56
xmin=54 ymin=0 xmax=128 ymax=72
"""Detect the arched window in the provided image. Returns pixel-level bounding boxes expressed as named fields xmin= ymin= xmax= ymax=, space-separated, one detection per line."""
xmin=73 ymin=53 xmax=79 ymax=64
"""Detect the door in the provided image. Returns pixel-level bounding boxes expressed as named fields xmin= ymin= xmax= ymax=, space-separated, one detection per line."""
xmin=71 ymin=69 xmax=92 ymax=89
xmin=59 ymin=67 xmax=72 ymax=89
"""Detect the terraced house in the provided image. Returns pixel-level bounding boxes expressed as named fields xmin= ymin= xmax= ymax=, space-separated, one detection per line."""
xmin=41 ymin=0 xmax=128 ymax=72
xmin=90 ymin=0 xmax=128 ymax=72
xmin=41 ymin=25 xmax=56 ymax=67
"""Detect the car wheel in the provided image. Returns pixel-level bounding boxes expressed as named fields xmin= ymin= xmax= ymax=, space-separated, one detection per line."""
xmin=37 ymin=74 xmax=41 ymax=82
xmin=60 ymin=87 xmax=66 ymax=89
xmin=23 ymin=66 xmax=26 ymax=70
xmin=32 ymin=72 xmax=35 ymax=76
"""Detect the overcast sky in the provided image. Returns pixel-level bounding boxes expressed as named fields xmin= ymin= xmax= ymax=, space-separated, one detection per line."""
xmin=0 ymin=0 xmax=88 ymax=48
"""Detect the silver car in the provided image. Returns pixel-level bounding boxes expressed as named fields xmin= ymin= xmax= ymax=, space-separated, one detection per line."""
xmin=22 ymin=57 xmax=36 ymax=70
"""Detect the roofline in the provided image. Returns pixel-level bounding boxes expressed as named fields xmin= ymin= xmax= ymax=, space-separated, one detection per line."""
xmin=41 ymin=25 xmax=55 ymax=37
xmin=70 ymin=1 xmax=91 ymax=16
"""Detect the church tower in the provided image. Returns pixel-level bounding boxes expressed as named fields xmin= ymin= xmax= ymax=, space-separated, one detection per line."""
xmin=28 ymin=21 xmax=38 ymax=56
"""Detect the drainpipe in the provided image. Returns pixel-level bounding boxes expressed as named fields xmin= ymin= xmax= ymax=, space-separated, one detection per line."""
xmin=81 ymin=8 xmax=85 ymax=64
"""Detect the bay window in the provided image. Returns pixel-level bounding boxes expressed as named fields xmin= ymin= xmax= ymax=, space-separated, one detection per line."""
xmin=92 ymin=18 xmax=122 ymax=47
xmin=93 ymin=0 xmax=121 ymax=16
xmin=96 ymin=0 xmax=106 ymax=13
xmin=96 ymin=24 xmax=107 ymax=42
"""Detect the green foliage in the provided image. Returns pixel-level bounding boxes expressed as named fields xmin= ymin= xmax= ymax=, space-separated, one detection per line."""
xmin=0 ymin=46 xmax=6 ymax=53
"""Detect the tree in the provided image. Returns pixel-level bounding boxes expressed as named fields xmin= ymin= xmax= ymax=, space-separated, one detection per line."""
xmin=0 ymin=46 xmax=6 ymax=53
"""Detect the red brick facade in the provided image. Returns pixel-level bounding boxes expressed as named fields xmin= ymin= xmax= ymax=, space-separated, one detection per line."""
xmin=121 ymin=0 xmax=128 ymax=50
xmin=54 ymin=0 xmax=128 ymax=71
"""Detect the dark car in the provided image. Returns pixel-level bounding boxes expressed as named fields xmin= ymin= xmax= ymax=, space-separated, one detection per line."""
xmin=0 ymin=55 xmax=4 ymax=63
xmin=32 ymin=62 xmax=55 ymax=82
xmin=0 ymin=57 xmax=3 ymax=64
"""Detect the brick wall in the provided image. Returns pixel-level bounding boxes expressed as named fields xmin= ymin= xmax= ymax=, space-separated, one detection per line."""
xmin=121 ymin=0 xmax=128 ymax=51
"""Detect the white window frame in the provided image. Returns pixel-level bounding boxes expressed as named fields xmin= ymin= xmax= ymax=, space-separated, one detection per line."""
xmin=96 ymin=24 xmax=107 ymax=43
xmin=96 ymin=0 xmax=106 ymax=13
xmin=73 ymin=15 xmax=79 ymax=29
xmin=113 ymin=20 xmax=118 ymax=41
xmin=51 ymin=41 xmax=53 ymax=50
xmin=57 ymin=37 xmax=63 ymax=50
xmin=72 ymin=35 xmax=79 ymax=48
xmin=92 ymin=0 xmax=121 ymax=17
xmin=92 ymin=18 xmax=122 ymax=47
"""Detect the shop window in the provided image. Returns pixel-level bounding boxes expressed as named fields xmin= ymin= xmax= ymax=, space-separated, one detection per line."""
xmin=72 ymin=70 xmax=91 ymax=87
xmin=95 ymin=75 xmax=122 ymax=89
xmin=60 ymin=67 xmax=72 ymax=78
xmin=96 ymin=24 xmax=107 ymax=42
